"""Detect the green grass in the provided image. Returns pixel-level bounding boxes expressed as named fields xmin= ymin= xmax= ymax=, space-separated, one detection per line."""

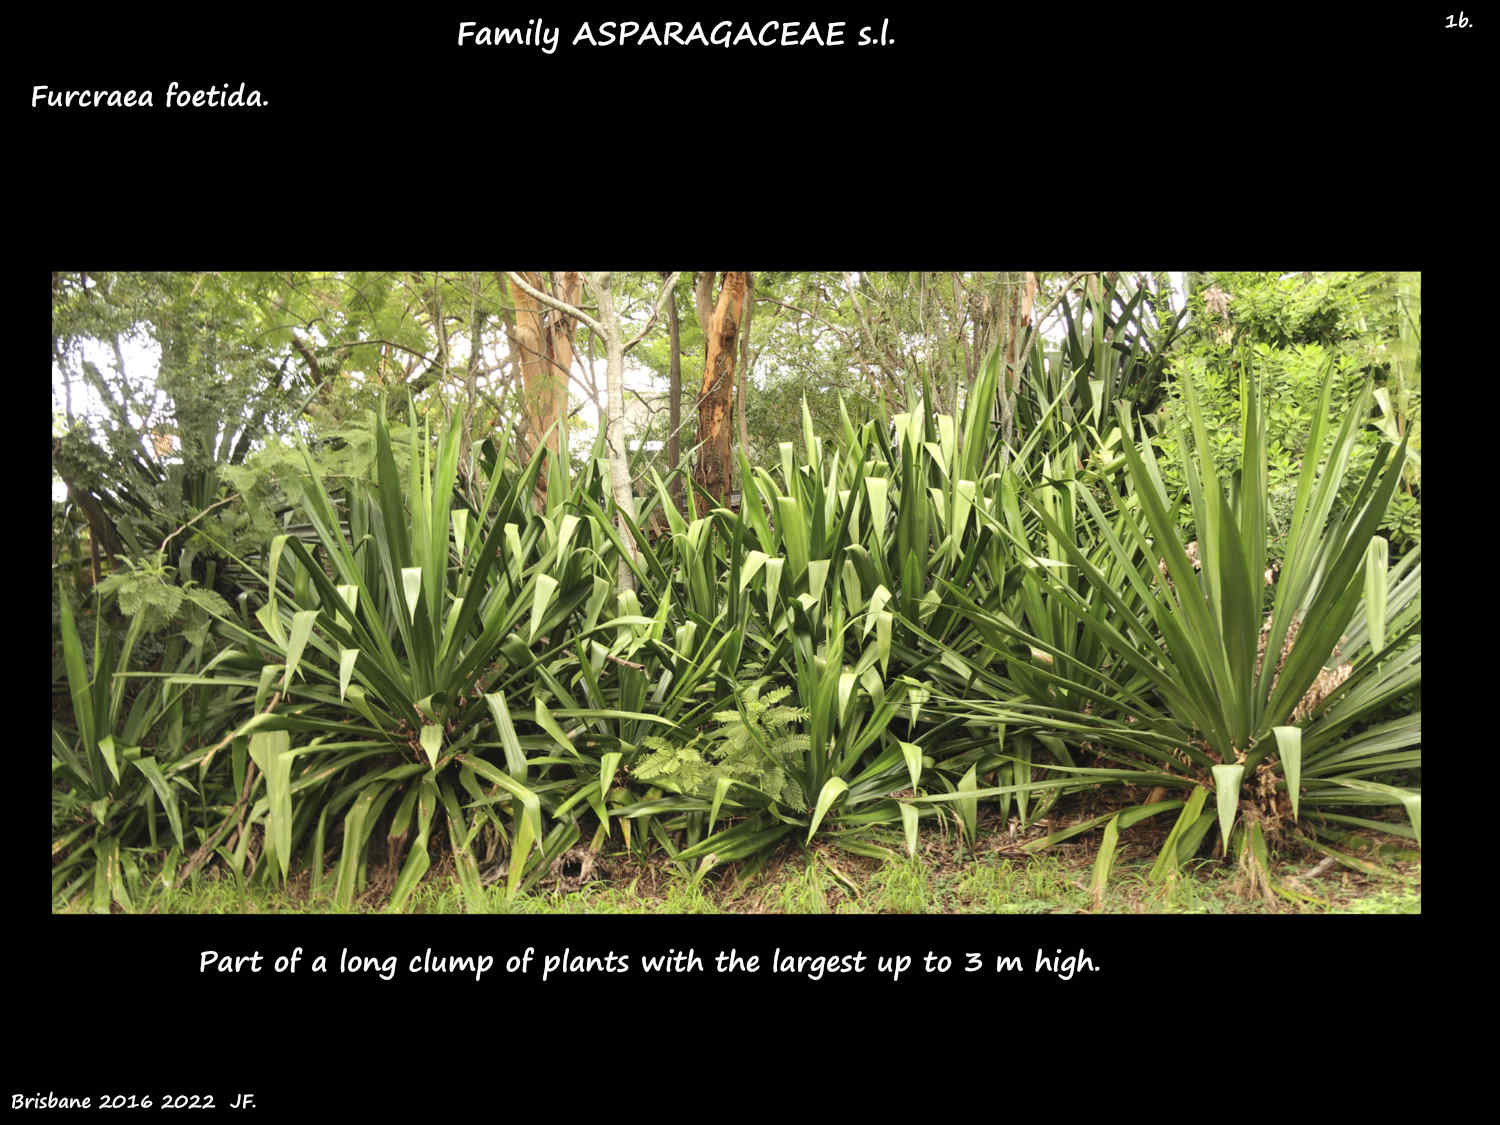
xmin=1331 ymin=884 xmax=1422 ymax=914
xmin=59 ymin=822 xmax=1419 ymax=915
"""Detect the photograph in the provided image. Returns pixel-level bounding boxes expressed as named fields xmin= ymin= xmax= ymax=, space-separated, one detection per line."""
xmin=50 ymin=269 xmax=1421 ymax=919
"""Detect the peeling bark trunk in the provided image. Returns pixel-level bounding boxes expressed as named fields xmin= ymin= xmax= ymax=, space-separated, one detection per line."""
xmin=507 ymin=272 xmax=546 ymax=443
xmin=694 ymin=271 xmax=747 ymax=507
xmin=506 ymin=270 xmax=578 ymax=502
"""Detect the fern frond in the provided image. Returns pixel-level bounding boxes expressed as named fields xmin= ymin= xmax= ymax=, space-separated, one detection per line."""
xmin=760 ymin=685 xmax=793 ymax=708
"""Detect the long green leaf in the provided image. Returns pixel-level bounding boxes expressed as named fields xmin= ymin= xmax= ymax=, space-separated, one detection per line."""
xmin=249 ymin=730 xmax=294 ymax=880
xmin=807 ymin=777 xmax=849 ymax=843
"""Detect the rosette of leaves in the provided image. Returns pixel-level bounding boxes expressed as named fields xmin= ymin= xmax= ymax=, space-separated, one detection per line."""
xmin=185 ymin=401 xmax=665 ymax=909
xmin=950 ymin=356 xmax=1413 ymax=894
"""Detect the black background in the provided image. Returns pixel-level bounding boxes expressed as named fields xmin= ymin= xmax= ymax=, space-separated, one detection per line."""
xmin=23 ymin=5 xmax=1458 ymax=1113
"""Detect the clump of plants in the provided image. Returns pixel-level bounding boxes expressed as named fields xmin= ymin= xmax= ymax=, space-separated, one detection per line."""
xmin=51 ymin=273 xmax=1421 ymax=913
xmin=957 ymin=352 xmax=1418 ymax=899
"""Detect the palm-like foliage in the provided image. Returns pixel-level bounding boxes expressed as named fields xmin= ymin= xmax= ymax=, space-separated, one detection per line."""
xmin=957 ymin=356 xmax=1416 ymax=883
xmin=184 ymin=405 xmax=641 ymax=906
xmin=1294 ymin=546 xmax=1421 ymax=854
xmin=52 ymin=586 xmax=242 ymax=910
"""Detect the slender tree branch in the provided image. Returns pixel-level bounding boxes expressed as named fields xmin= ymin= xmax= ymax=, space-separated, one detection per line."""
xmin=623 ymin=271 xmax=682 ymax=353
xmin=1030 ymin=271 xmax=1092 ymax=337
xmin=753 ymin=293 xmax=858 ymax=346
xmin=159 ymin=493 xmax=240 ymax=555
xmin=505 ymin=271 xmax=606 ymax=339
xmin=846 ymin=276 xmax=893 ymax=381
xmin=289 ymin=333 xmax=323 ymax=387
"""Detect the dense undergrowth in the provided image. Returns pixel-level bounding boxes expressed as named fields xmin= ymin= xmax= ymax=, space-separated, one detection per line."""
xmin=52 ymin=296 xmax=1420 ymax=914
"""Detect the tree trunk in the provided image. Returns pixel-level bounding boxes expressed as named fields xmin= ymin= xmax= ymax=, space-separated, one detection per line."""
xmin=695 ymin=271 xmax=747 ymax=507
xmin=506 ymin=271 xmax=579 ymax=502
xmin=665 ymin=274 xmax=683 ymax=511
xmin=993 ymin=271 xmax=1036 ymax=461
xmin=501 ymin=271 xmax=643 ymax=587
xmin=693 ymin=272 xmax=715 ymax=337
xmin=507 ymin=271 xmax=543 ymax=437
xmin=587 ymin=272 xmax=638 ymax=591
xmin=735 ymin=273 xmax=754 ymax=464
